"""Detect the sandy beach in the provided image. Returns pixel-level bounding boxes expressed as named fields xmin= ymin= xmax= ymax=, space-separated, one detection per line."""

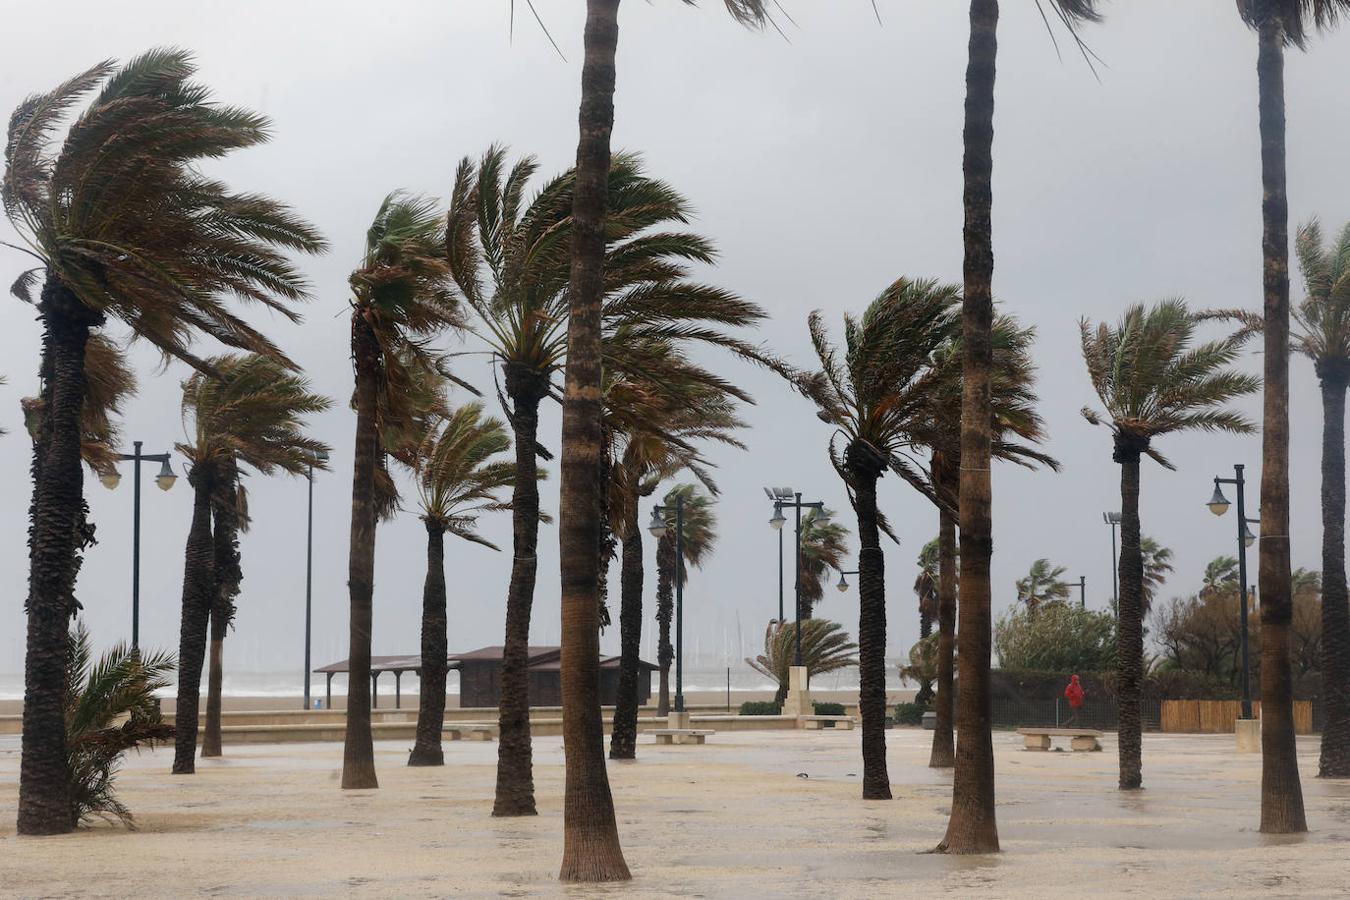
xmin=1 ymin=728 xmax=1346 ymax=897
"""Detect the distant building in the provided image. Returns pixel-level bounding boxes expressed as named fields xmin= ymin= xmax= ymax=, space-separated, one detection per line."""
xmin=453 ymin=646 xmax=657 ymax=709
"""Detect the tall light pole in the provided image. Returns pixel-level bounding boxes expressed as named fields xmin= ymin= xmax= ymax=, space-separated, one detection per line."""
xmin=649 ymin=495 xmax=686 ymax=712
xmin=1207 ymin=464 xmax=1258 ymax=720
xmin=100 ymin=441 xmax=178 ymax=650
xmin=764 ymin=487 xmax=791 ymax=622
xmin=766 ymin=490 xmax=830 ymax=667
xmin=1103 ymin=511 xmax=1121 ymax=609
xmin=303 ymin=449 xmax=329 ymax=710
xmin=1077 ymin=575 xmax=1087 ymax=609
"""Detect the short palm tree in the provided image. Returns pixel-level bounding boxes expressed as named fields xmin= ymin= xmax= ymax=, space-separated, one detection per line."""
xmin=1202 ymin=556 xmax=1241 ymax=600
xmin=3 ymin=50 xmax=324 ymax=834
xmin=1237 ymin=0 xmax=1349 ymax=834
xmin=1140 ymin=537 xmax=1175 ymax=613
xmin=447 ymin=147 xmax=771 ymax=817
xmin=405 ymin=403 xmax=516 ymax=767
xmin=792 ymin=276 xmax=959 ymax=799
xmin=1290 ymin=218 xmax=1350 ymax=777
xmin=174 ymin=354 xmax=331 ymax=773
xmin=1016 ymin=559 xmax=1071 ymax=617
xmin=343 ymin=193 xmax=462 ymax=790
xmin=1081 ymin=298 xmax=1258 ymax=791
xmin=747 ymin=618 xmax=859 ymax=708
xmin=653 ymin=483 xmax=717 ymax=715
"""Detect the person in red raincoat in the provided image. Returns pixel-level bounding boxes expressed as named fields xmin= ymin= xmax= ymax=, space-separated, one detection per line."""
xmin=1064 ymin=674 xmax=1085 ymax=726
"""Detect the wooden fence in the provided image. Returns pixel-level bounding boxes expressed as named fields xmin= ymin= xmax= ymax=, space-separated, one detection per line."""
xmin=1160 ymin=700 xmax=1314 ymax=735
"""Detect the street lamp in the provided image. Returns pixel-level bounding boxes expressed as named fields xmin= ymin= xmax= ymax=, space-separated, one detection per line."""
xmin=835 ymin=568 xmax=859 ymax=593
xmin=765 ymin=490 xmax=829 ymax=668
xmin=1207 ymin=464 xmax=1259 ymax=720
xmin=1102 ymin=511 xmax=1121 ymax=608
xmin=101 ymin=441 xmax=177 ymax=650
xmin=649 ymin=495 xmax=687 ymax=712
xmin=1077 ymin=575 xmax=1087 ymax=609
xmin=303 ymin=449 xmax=329 ymax=710
xmin=764 ymin=487 xmax=791 ymax=622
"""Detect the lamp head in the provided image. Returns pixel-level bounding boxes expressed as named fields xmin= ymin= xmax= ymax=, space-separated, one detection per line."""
xmin=155 ymin=458 xmax=178 ymax=492
xmin=1207 ymin=482 xmax=1230 ymax=517
xmin=768 ymin=506 xmax=786 ymax=531
xmin=1242 ymin=523 xmax=1256 ymax=548
xmin=99 ymin=469 xmax=122 ymax=490
xmin=836 ymin=572 xmax=849 ymax=593
xmin=647 ymin=507 xmax=668 ymax=539
xmin=813 ymin=507 xmax=832 ymax=527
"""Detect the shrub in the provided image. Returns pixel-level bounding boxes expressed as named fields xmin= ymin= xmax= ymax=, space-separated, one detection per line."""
xmin=994 ymin=603 xmax=1116 ymax=672
xmin=812 ymin=701 xmax=846 ymax=716
xmin=739 ymin=701 xmax=780 ymax=716
xmin=894 ymin=702 xmax=925 ymax=726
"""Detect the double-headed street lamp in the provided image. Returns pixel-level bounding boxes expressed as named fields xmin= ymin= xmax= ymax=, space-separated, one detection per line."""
xmin=303 ymin=449 xmax=330 ymax=710
xmin=100 ymin=441 xmax=178 ymax=650
xmin=649 ymin=494 xmax=687 ymax=713
xmin=765 ymin=488 xmax=830 ymax=668
xmin=1207 ymin=463 xmax=1258 ymax=720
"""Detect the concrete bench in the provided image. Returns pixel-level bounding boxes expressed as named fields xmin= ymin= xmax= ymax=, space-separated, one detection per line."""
xmin=443 ymin=724 xmax=497 ymax=742
xmin=646 ymin=728 xmax=715 ymax=745
xmin=1017 ymin=727 xmax=1103 ymax=752
xmin=799 ymin=716 xmax=855 ymax=731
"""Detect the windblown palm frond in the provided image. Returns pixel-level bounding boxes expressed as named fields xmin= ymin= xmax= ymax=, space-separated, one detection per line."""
xmin=409 ymin=402 xmax=518 ymax=549
xmin=21 ymin=335 xmax=136 ymax=475
xmin=798 ymin=509 xmax=850 ymax=612
xmin=1016 ymin=558 xmax=1072 ymax=615
xmin=1237 ymin=0 xmax=1350 ymax=49
xmin=1141 ymin=536 xmax=1175 ymax=613
xmin=746 ymin=618 xmax=859 ymax=695
xmin=1080 ymin=299 xmax=1260 ymax=468
xmin=1295 ymin=218 xmax=1350 ymax=378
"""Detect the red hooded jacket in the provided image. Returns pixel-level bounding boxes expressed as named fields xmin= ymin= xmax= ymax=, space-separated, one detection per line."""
xmin=1064 ymin=675 xmax=1085 ymax=709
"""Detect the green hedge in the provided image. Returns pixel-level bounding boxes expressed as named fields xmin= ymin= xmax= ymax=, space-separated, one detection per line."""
xmin=894 ymin=702 xmax=925 ymax=726
xmin=739 ymin=701 xmax=780 ymax=716
xmin=812 ymin=701 xmax=846 ymax=717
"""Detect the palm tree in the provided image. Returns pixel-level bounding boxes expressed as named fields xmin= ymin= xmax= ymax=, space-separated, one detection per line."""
xmin=1016 ymin=559 xmax=1071 ymax=617
xmin=914 ymin=539 xmax=940 ymax=641
xmin=1201 ymin=556 xmax=1240 ymax=600
xmin=3 ymin=50 xmax=324 ymax=834
xmin=174 ymin=354 xmax=331 ymax=772
xmin=1237 ymin=0 xmax=1350 ymax=834
xmin=343 ymin=193 xmax=462 ymax=790
xmin=1289 ymin=218 xmax=1350 ymax=777
xmin=748 ymin=618 xmax=859 ymax=707
xmin=405 ymin=403 xmax=516 ymax=767
xmin=447 ymin=148 xmax=772 ymax=817
xmin=1140 ymin=537 xmax=1175 ymax=613
xmin=797 ymin=511 xmax=851 ymax=621
xmin=1081 ymin=299 xmax=1258 ymax=791
xmin=202 ymin=462 xmax=243 ymax=760
xmin=653 ymin=484 xmax=717 ymax=715
xmin=937 ymin=0 xmax=1105 ymax=856
xmin=792 ymin=276 xmax=960 ymax=800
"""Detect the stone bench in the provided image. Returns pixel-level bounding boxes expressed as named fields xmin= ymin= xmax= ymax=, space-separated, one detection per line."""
xmin=799 ymin=716 xmax=855 ymax=731
xmin=443 ymin=724 xmax=497 ymax=742
xmin=1017 ymin=727 xmax=1103 ymax=752
xmin=646 ymin=728 xmax=715 ymax=745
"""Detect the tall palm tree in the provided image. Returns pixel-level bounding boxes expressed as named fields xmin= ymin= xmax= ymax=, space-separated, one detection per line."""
xmin=796 ymin=511 xmax=851 ymax=621
xmin=201 ymin=466 xmax=245 ymax=759
xmin=792 ymin=276 xmax=960 ymax=800
xmin=1016 ymin=559 xmax=1071 ymax=616
xmin=403 ymin=403 xmax=516 ymax=766
xmin=173 ymin=354 xmax=331 ymax=773
xmin=1140 ymin=537 xmax=1175 ymax=612
xmin=914 ymin=539 xmax=940 ymax=641
xmin=1290 ymin=218 xmax=1350 ymax=777
xmin=1081 ymin=299 xmax=1258 ymax=791
xmin=653 ymin=483 xmax=717 ymax=715
xmin=939 ymin=1 xmax=1106 ymax=855
xmin=554 ymin=1 xmax=775 ymax=880
xmin=3 ymin=50 xmax=323 ymax=834
xmin=447 ymin=147 xmax=773 ymax=817
xmin=343 ymin=194 xmax=462 ymax=790
xmin=1237 ymin=0 xmax=1350 ymax=834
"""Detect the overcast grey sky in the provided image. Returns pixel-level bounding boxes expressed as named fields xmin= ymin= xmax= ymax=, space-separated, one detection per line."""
xmin=1 ymin=1 xmax=1347 ymax=685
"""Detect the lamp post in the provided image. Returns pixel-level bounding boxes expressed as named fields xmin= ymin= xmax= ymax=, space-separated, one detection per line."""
xmin=100 ymin=441 xmax=178 ymax=650
xmin=835 ymin=568 xmax=860 ymax=593
xmin=1102 ymin=511 xmax=1121 ymax=608
xmin=1206 ymin=464 xmax=1259 ymax=720
xmin=765 ymin=490 xmax=830 ymax=668
xmin=1077 ymin=575 xmax=1087 ymax=609
xmin=649 ymin=494 xmax=686 ymax=713
xmin=303 ymin=449 xmax=329 ymax=710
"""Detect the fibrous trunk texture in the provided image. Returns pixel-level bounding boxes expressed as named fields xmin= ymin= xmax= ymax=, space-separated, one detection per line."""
xmin=1255 ymin=15 xmax=1306 ymax=832
xmin=409 ymin=521 xmax=448 ymax=766
xmin=1318 ymin=374 xmax=1350 ymax=777
xmin=557 ymin=0 xmax=630 ymax=882
xmin=609 ymin=505 xmax=644 ymax=760
xmin=1115 ymin=444 xmax=1144 ymax=790
xmin=493 ymin=362 xmax=548 ymax=815
xmin=341 ymin=315 xmax=380 ymax=790
xmin=938 ymin=0 xmax=1000 ymax=855
xmin=655 ymin=530 xmax=674 ymax=716
xmin=851 ymin=458 xmax=891 ymax=800
xmin=203 ymin=465 xmax=240 ymax=759
xmin=173 ymin=468 xmax=217 ymax=774
xmin=931 ymin=502 xmax=958 ymax=769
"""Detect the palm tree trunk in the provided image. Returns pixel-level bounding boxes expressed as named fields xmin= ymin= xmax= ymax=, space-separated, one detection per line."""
xmin=342 ymin=315 xmax=381 ymax=790
xmin=557 ymin=0 xmax=630 ymax=882
xmin=938 ymin=0 xmax=1000 ymax=855
xmin=1254 ymin=12 xmax=1306 ymax=833
xmin=609 ymin=505 xmax=644 ymax=760
xmin=202 ymin=610 xmax=226 ymax=758
xmin=409 ymin=521 xmax=448 ymax=766
xmin=1318 ymin=373 xmax=1350 ymax=777
xmin=18 ymin=278 xmax=94 ymax=835
xmin=655 ymin=531 xmax=674 ymax=716
xmin=851 ymin=461 xmax=890 ymax=800
xmin=492 ymin=363 xmax=547 ymax=815
xmin=203 ymin=467 xmax=240 ymax=760
xmin=931 ymin=502 xmax=958 ymax=769
xmin=173 ymin=468 xmax=216 ymax=774
xmin=1115 ymin=444 xmax=1145 ymax=790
